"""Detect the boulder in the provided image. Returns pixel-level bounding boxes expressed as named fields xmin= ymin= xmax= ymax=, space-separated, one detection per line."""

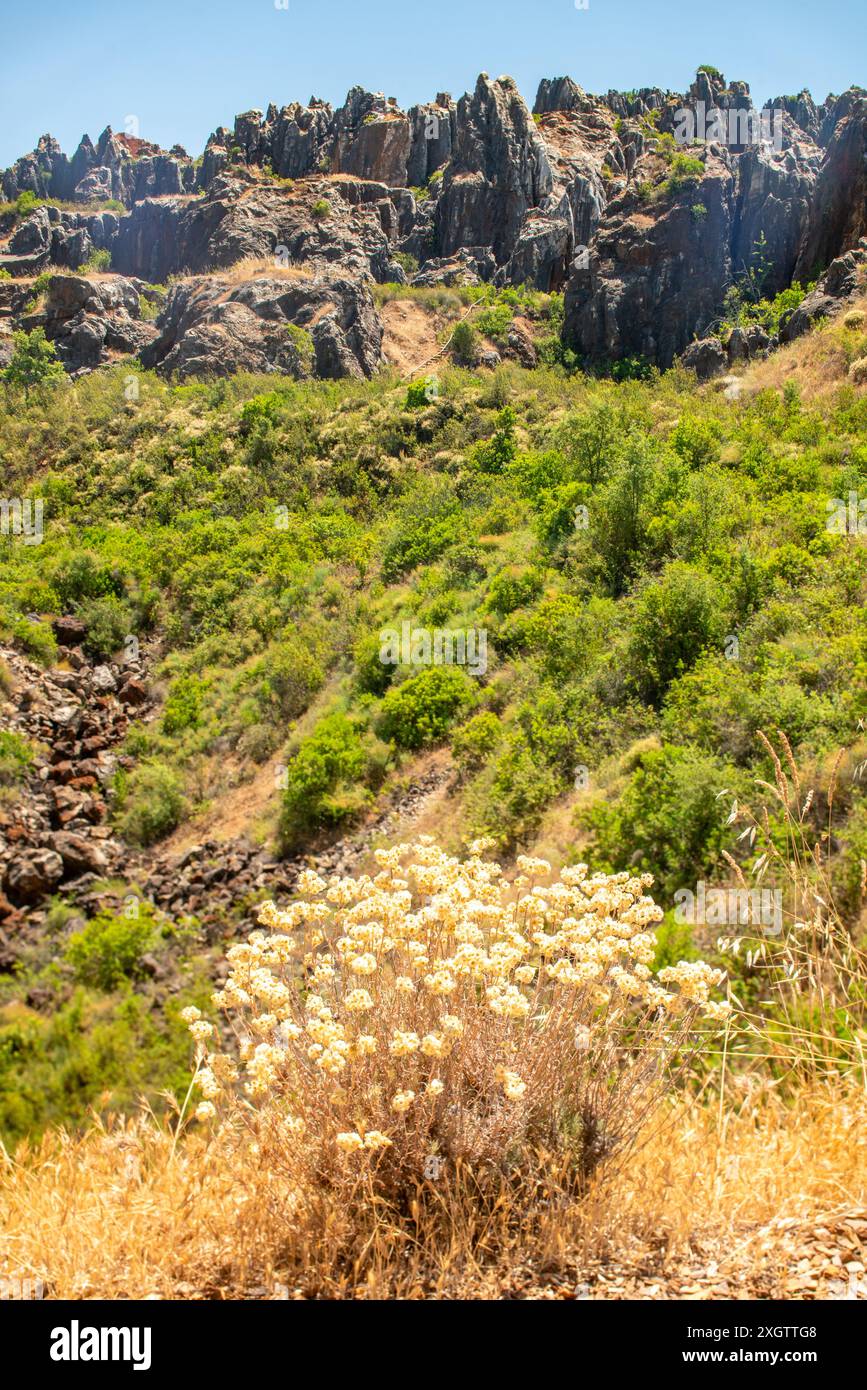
xmin=52 ymin=615 xmax=86 ymax=645
xmin=47 ymin=831 xmax=108 ymax=875
xmin=4 ymin=849 xmax=64 ymax=904
xmin=141 ymin=273 xmax=383 ymax=381
xmin=90 ymin=665 xmax=117 ymax=693
xmin=681 ymin=337 xmax=728 ymax=380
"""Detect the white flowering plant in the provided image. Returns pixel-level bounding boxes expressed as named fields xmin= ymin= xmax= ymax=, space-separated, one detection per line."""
xmin=185 ymin=838 xmax=730 ymax=1196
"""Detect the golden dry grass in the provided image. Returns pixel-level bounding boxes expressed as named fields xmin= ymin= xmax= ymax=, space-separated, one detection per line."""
xmin=214 ymin=257 xmax=315 ymax=286
xmin=1 ymin=1080 xmax=863 ymax=1299
xmin=737 ymin=289 xmax=867 ymax=399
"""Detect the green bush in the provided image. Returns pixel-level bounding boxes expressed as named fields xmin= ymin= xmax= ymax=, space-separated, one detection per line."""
xmin=628 ymin=562 xmax=727 ymax=706
xmin=471 ymin=406 xmax=518 ymax=474
xmin=7 ymin=616 xmax=58 ymax=666
xmin=79 ymin=595 xmax=132 ymax=660
xmin=353 ymin=631 xmax=395 ymax=696
xmin=665 ymin=154 xmax=705 ymax=196
xmin=279 ymin=712 xmax=387 ymax=847
xmin=0 ymin=730 xmax=35 ymax=785
xmin=584 ymin=743 xmax=736 ymax=900
xmin=382 ymin=491 xmax=461 ymax=581
xmin=484 ymin=566 xmax=544 ymax=617
xmin=0 ymin=985 xmax=208 ymax=1144
xmin=78 ymin=247 xmax=112 ymax=274
xmin=452 ymin=710 xmax=502 ymax=775
xmin=114 ymin=760 xmax=187 ymax=846
xmin=65 ymin=908 xmax=158 ymax=990
xmin=450 ymin=320 xmax=478 ymax=366
xmin=285 ymin=323 xmax=314 ymax=374
xmin=162 ymin=672 xmax=204 ymax=734
xmin=252 ymin=638 xmax=324 ymax=720
xmin=378 ymin=666 xmax=478 ymax=749
xmin=1 ymin=328 xmax=65 ymax=393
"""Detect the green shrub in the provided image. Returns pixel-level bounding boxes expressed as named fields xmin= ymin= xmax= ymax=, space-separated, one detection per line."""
xmin=378 ymin=666 xmax=478 ymax=749
xmin=311 ymin=199 xmax=331 ymax=220
xmin=114 ymin=760 xmax=187 ymax=846
xmin=0 ymin=985 xmax=208 ymax=1144
xmin=353 ymin=631 xmax=395 ymax=696
xmin=382 ymin=491 xmax=461 ymax=581
xmin=405 ymin=379 xmax=432 ymax=409
xmin=279 ymin=713 xmax=387 ymax=847
xmin=162 ymin=672 xmax=204 ymax=734
xmin=666 ymin=154 xmax=705 ymax=195
xmin=79 ymin=595 xmax=132 ymax=660
xmin=474 ymin=303 xmax=514 ymax=343
xmin=471 ymin=406 xmax=518 ymax=474
xmin=0 ymin=730 xmax=35 ymax=785
xmin=8 ymin=616 xmax=57 ymax=666
xmin=584 ymin=743 xmax=735 ymax=900
xmin=285 ymin=323 xmax=315 ymax=374
xmin=611 ymin=354 xmax=653 ymax=382
xmin=450 ymin=320 xmax=478 ymax=366
xmin=65 ymin=908 xmax=158 ymax=990
xmin=452 ymin=710 xmax=502 ymax=775
xmin=393 ymin=251 xmax=419 ymax=276
xmin=252 ymin=638 xmax=324 ymax=720
xmin=78 ymin=247 xmax=112 ymax=274
xmin=1 ymin=328 xmax=65 ymax=393
xmin=628 ymin=562 xmax=727 ymax=705
xmin=484 ymin=566 xmax=544 ymax=617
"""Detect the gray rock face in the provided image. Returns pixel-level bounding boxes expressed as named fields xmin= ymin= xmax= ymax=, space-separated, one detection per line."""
xmin=435 ymin=74 xmax=555 ymax=265
xmin=794 ymin=92 xmax=867 ymax=282
xmin=564 ymin=154 xmax=735 ymax=368
xmin=2 ymin=72 xmax=866 ymax=374
xmin=140 ymin=273 xmax=382 ymax=381
xmin=1 ymin=127 xmax=195 ymax=208
xmin=23 ymin=273 xmax=158 ymax=372
xmin=781 ymin=242 xmax=867 ymax=342
xmin=680 ymin=337 xmax=729 ymax=380
xmin=108 ymin=175 xmax=400 ymax=285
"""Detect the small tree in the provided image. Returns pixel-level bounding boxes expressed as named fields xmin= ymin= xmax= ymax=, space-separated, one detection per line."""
xmin=2 ymin=328 xmax=65 ymax=395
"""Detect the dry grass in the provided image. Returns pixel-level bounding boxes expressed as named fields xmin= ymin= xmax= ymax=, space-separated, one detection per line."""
xmin=214 ymin=257 xmax=315 ymax=286
xmin=2 ymin=740 xmax=865 ymax=1301
xmin=739 ymin=290 xmax=867 ymax=399
xmin=1 ymin=1079 xmax=863 ymax=1299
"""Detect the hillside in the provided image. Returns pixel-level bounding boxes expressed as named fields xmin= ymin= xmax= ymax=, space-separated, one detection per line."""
xmin=1 ymin=62 xmax=866 ymax=1308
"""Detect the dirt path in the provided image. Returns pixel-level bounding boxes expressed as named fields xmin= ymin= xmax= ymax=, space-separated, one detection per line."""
xmin=380 ymin=299 xmax=444 ymax=375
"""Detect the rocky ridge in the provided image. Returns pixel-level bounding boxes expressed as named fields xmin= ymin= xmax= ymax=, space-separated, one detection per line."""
xmin=0 ymin=634 xmax=451 ymax=969
xmin=1 ymin=68 xmax=866 ymax=374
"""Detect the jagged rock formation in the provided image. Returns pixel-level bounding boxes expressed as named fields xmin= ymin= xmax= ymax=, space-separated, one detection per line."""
xmin=141 ymin=272 xmax=382 ymax=380
xmin=1 ymin=69 xmax=865 ymax=374
xmin=22 ymin=273 xmax=160 ymax=371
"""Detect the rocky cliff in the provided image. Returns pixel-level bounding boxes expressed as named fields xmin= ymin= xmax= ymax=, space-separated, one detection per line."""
xmin=2 ymin=68 xmax=865 ymax=375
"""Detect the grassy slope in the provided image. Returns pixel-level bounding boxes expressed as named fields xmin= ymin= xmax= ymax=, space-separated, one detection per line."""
xmin=1 ymin=293 xmax=867 ymax=1143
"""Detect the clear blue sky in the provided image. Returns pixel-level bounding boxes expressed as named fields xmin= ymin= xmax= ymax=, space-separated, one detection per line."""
xmin=1 ymin=0 xmax=864 ymax=167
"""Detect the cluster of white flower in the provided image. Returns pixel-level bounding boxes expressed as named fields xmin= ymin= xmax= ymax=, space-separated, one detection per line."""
xmin=186 ymin=839 xmax=730 ymax=1152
